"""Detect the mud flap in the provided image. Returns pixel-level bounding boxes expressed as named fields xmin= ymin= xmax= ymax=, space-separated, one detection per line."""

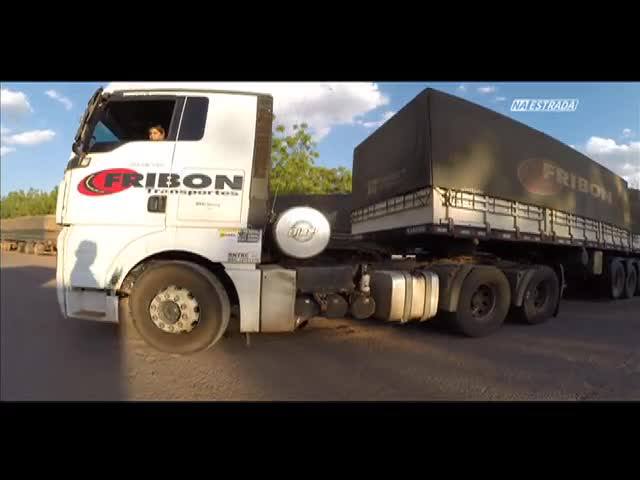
xmin=427 ymin=263 xmax=474 ymax=313
xmin=553 ymin=263 xmax=566 ymax=317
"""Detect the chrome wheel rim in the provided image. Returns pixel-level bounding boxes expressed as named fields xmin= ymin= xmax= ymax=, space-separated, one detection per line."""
xmin=149 ymin=285 xmax=200 ymax=334
xmin=470 ymin=285 xmax=496 ymax=320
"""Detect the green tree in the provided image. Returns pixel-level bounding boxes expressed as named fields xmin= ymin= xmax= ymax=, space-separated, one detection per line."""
xmin=270 ymin=123 xmax=320 ymax=195
xmin=314 ymin=166 xmax=352 ymax=194
xmin=0 ymin=186 xmax=59 ymax=219
xmin=270 ymin=123 xmax=352 ymax=195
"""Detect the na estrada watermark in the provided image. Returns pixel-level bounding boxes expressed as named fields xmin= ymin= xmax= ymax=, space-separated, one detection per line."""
xmin=511 ymin=98 xmax=579 ymax=112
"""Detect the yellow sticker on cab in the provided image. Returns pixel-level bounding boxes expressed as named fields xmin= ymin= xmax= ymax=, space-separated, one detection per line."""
xmin=219 ymin=228 xmax=240 ymax=238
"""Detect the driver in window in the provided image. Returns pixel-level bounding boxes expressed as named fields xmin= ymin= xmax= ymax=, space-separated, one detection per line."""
xmin=148 ymin=125 xmax=166 ymax=141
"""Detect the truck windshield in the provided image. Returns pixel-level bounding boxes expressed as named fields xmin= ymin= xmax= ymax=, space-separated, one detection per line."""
xmin=75 ymin=88 xmax=103 ymax=141
xmin=72 ymin=88 xmax=105 ymax=156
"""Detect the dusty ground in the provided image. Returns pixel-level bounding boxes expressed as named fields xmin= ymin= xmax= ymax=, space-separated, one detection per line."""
xmin=1 ymin=251 xmax=639 ymax=401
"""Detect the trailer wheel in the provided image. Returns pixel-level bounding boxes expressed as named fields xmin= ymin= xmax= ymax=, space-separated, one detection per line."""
xmin=605 ymin=258 xmax=626 ymax=300
xmin=452 ymin=267 xmax=511 ymax=337
xmin=514 ymin=266 xmax=559 ymax=325
xmin=128 ymin=262 xmax=230 ymax=355
xmin=25 ymin=241 xmax=35 ymax=255
xmin=34 ymin=242 xmax=45 ymax=255
xmin=622 ymin=262 xmax=637 ymax=299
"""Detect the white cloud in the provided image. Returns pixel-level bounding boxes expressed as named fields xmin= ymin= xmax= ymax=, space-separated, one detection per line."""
xmin=45 ymin=90 xmax=73 ymax=110
xmin=3 ymin=129 xmax=56 ymax=145
xmin=359 ymin=110 xmax=396 ymax=129
xmin=1 ymin=145 xmax=16 ymax=157
xmin=314 ymin=127 xmax=331 ymax=139
xmin=106 ymin=82 xmax=389 ymax=141
xmin=625 ymin=170 xmax=640 ymax=188
xmin=457 ymin=84 xmax=467 ymax=92
xmin=495 ymin=96 xmax=507 ymax=102
xmin=622 ymin=128 xmax=633 ymax=138
xmin=1 ymin=88 xmax=33 ymax=116
xmin=585 ymin=136 xmax=640 ymax=183
xmin=478 ymin=86 xmax=497 ymax=94
xmin=0 ymin=126 xmax=9 ymax=156
xmin=586 ymin=136 xmax=639 ymax=156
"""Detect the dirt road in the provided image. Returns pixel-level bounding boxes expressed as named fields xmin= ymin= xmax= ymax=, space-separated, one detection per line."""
xmin=2 ymin=251 xmax=639 ymax=400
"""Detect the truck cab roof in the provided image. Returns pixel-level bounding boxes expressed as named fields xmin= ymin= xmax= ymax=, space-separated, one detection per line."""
xmin=104 ymin=82 xmax=273 ymax=98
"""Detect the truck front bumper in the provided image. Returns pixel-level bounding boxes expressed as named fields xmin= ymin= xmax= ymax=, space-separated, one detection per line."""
xmin=56 ymin=227 xmax=68 ymax=319
xmin=56 ymin=226 xmax=119 ymax=324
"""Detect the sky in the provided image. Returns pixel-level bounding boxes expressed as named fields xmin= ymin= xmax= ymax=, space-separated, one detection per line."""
xmin=1 ymin=81 xmax=639 ymax=196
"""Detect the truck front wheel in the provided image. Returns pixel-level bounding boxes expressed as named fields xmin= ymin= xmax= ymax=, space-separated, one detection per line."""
xmin=128 ymin=262 xmax=231 ymax=354
xmin=452 ymin=267 xmax=511 ymax=337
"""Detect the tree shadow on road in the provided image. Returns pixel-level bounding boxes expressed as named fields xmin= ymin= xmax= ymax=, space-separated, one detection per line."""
xmin=1 ymin=261 xmax=125 ymax=401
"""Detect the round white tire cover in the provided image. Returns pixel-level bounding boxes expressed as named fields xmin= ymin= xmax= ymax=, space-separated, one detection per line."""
xmin=273 ymin=206 xmax=331 ymax=259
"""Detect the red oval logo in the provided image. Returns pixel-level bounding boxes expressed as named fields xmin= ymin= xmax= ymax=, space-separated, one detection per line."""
xmin=78 ymin=168 xmax=140 ymax=196
xmin=517 ymin=158 xmax=561 ymax=196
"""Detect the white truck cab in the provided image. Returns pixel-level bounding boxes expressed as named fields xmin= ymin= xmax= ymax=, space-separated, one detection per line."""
xmin=56 ymin=85 xmax=291 ymax=353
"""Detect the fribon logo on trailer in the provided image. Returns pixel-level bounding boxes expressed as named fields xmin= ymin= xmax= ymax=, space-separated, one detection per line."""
xmin=78 ymin=169 xmax=244 ymax=197
xmin=517 ymin=158 xmax=613 ymax=204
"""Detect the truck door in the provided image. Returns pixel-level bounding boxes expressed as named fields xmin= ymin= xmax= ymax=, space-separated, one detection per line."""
xmin=167 ymin=93 xmax=258 ymax=229
xmin=63 ymin=94 xmax=184 ymax=228
xmin=60 ymin=94 xmax=185 ymax=289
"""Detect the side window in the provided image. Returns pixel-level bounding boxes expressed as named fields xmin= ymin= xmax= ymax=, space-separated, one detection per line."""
xmin=88 ymin=98 xmax=178 ymax=153
xmin=178 ymin=97 xmax=209 ymax=141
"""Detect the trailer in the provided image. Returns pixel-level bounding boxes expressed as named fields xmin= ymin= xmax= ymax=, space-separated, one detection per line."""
xmin=53 ymin=85 xmax=640 ymax=354
xmin=1 ymin=216 xmax=59 ymax=255
xmin=350 ymin=89 xmax=640 ymax=300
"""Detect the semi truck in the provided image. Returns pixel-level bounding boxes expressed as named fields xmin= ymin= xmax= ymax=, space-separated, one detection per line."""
xmin=54 ymin=84 xmax=640 ymax=354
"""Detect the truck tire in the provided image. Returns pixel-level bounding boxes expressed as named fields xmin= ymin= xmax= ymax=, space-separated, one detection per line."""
xmin=128 ymin=262 xmax=231 ymax=355
xmin=514 ymin=266 xmax=559 ymax=325
xmin=622 ymin=261 xmax=637 ymax=299
xmin=452 ymin=267 xmax=511 ymax=337
xmin=605 ymin=258 xmax=625 ymax=300
xmin=25 ymin=241 xmax=35 ymax=255
xmin=17 ymin=242 xmax=26 ymax=253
